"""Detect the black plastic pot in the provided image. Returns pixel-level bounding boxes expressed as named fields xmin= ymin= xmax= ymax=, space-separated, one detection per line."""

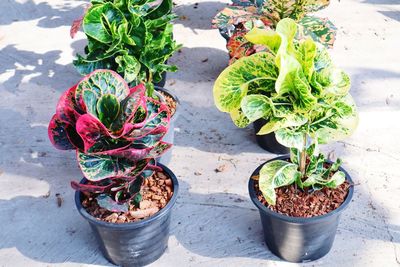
xmin=253 ymin=119 xmax=289 ymax=154
xmin=74 ymin=163 xmax=179 ymax=267
xmin=154 ymin=87 xmax=180 ymax=165
xmin=248 ymin=155 xmax=354 ymax=263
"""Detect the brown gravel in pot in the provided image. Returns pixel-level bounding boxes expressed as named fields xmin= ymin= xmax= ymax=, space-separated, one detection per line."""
xmin=159 ymin=91 xmax=176 ymax=117
xmin=81 ymin=171 xmax=174 ymax=223
xmin=254 ymin=181 xmax=351 ymax=218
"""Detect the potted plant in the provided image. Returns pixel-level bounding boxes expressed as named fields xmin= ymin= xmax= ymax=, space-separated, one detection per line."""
xmin=48 ymin=69 xmax=179 ymax=266
xmin=213 ymin=0 xmax=336 ymax=59
xmin=212 ymin=0 xmax=338 ymax=154
xmin=70 ymin=0 xmax=182 ymax=163
xmin=213 ymin=18 xmax=358 ymax=262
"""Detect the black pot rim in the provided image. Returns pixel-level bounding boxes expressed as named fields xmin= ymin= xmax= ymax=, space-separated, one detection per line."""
xmin=74 ymin=163 xmax=179 ymax=229
xmin=248 ymin=155 xmax=354 ymax=223
xmin=154 ymin=86 xmax=180 ymax=122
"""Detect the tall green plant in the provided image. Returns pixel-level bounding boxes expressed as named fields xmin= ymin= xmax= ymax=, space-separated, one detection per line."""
xmin=213 ymin=18 xmax=358 ymax=204
xmin=71 ymin=0 xmax=182 ymax=94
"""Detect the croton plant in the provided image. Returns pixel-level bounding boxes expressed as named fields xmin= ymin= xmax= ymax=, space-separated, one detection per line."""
xmin=48 ymin=70 xmax=171 ymax=212
xmin=71 ymin=0 xmax=182 ymax=93
xmin=213 ymin=18 xmax=358 ymax=205
xmin=212 ymin=0 xmax=336 ymax=64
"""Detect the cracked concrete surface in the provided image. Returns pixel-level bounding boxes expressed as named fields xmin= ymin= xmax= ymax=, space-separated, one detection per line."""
xmin=0 ymin=0 xmax=399 ymax=266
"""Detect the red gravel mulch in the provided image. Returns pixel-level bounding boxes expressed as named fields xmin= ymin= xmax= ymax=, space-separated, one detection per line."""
xmin=255 ymin=181 xmax=351 ymax=218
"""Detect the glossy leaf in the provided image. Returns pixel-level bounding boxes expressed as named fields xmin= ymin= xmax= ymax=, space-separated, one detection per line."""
xmin=241 ymin=94 xmax=271 ymax=122
xmin=48 ymin=115 xmax=79 ymax=150
xmin=83 ymin=3 xmax=126 ymax=44
xmin=77 ymin=151 xmax=150 ymax=181
xmin=275 ymin=128 xmax=305 ymax=150
xmin=259 ymin=160 xmax=301 ymax=205
xmin=245 ymin=27 xmax=281 ymax=54
xmin=213 ymin=52 xmax=278 ymax=113
xmin=75 ymin=0 xmax=180 ymax=86
xmin=258 ymin=113 xmax=307 ymax=135
xmin=97 ymin=94 xmax=120 ymax=128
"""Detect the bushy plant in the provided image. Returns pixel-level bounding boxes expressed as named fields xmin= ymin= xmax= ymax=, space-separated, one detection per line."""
xmin=212 ymin=0 xmax=336 ymax=64
xmin=71 ymin=0 xmax=182 ymax=92
xmin=213 ymin=18 xmax=358 ymax=205
xmin=48 ymin=70 xmax=171 ymax=212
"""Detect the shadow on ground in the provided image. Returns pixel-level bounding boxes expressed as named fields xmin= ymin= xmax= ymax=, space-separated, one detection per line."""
xmin=174 ymin=1 xmax=228 ymax=33
xmin=0 ymin=39 xmax=86 ymax=93
xmin=0 ymin=0 xmax=85 ymax=28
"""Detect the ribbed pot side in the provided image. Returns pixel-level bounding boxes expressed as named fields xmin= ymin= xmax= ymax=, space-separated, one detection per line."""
xmin=248 ymin=155 xmax=354 ymax=262
xmin=75 ymin=163 xmax=179 ymax=267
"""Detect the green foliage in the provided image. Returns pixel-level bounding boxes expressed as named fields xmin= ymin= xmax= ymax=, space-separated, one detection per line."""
xmin=73 ymin=0 xmax=182 ymax=88
xmin=213 ymin=19 xmax=358 ymax=205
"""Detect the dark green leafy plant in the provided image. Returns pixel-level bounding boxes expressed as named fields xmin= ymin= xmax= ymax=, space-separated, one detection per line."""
xmin=212 ymin=0 xmax=336 ymax=64
xmin=48 ymin=70 xmax=171 ymax=212
xmin=213 ymin=19 xmax=358 ymax=205
xmin=71 ymin=0 xmax=182 ymax=93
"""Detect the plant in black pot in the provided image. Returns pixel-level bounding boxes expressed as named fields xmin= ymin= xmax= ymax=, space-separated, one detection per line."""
xmin=48 ymin=69 xmax=179 ymax=266
xmin=214 ymin=18 xmax=358 ymax=262
xmin=212 ymin=0 xmax=337 ymax=64
xmin=213 ymin=16 xmax=348 ymax=154
xmin=70 ymin=0 xmax=182 ymax=164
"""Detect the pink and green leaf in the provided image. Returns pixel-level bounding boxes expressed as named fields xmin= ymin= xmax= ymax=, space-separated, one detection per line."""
xmin=147 ymin=141 xmax=172 ymax=158
xmin=71 ymin=180 xmax=114 ymax=193
xmin=48 ymin=114 xmax=83 ymax=150
xmin=76 ymin=114 xmax=130 ymax=153
xmin=77 ymin=151 xmax=150 ymax=181
xmin=75 ymin=69 xmax=130 ymax=117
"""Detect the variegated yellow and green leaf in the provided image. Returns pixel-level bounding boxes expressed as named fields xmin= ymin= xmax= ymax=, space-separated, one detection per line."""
xmin=213 ymin=52 xmax=278 ymax=113
xmin=259 ymin=160 xmax=301 ymax=205
xmin=299 ymin=16 xmax=336 ymax=48
xmin=296 ymin=38 xmax=317 ymax=80
xmin=245 ymin=27 xmax=281 ymax=54
xmin=304 ymin=0 xmax=330 ymax=12
xmin=213 ymin=19 xmax=357 ymax=199
xmin=240 ymin=94 xmax=272 ymax=122
xmin=230 ymin=108 xmax=251 ymax=128
xmin=257 ymin=113 xmax=307 ymax=135
xmin=275 ymin=53 xmax=317 ymax=109
xmin=314 ymin=98 xmax=358 ymax=144
xmin=275 ymin=128 xmax=305 ymax=150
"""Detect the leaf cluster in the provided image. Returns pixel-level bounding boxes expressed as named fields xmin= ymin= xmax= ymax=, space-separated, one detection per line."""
xmin=48 ymin=70 xmax=171 ymax=212
xmin=213 ymin=19 xmax=358 ymax=204
xmin=73 ymin=0 xmax=182 ymax=87
xmin=212 ymin=0 xmax=336 ymax=63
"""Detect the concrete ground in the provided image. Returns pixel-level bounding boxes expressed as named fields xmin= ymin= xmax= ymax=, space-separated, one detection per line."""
xmin=0 ymin=0 xmax=399 ymax=266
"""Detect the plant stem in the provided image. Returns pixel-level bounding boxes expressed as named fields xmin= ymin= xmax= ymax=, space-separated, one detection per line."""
xmin=148 ymin=71 xmax=153 ymax=84
xmin=299 ymin=133 xmax=307 ymax=179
